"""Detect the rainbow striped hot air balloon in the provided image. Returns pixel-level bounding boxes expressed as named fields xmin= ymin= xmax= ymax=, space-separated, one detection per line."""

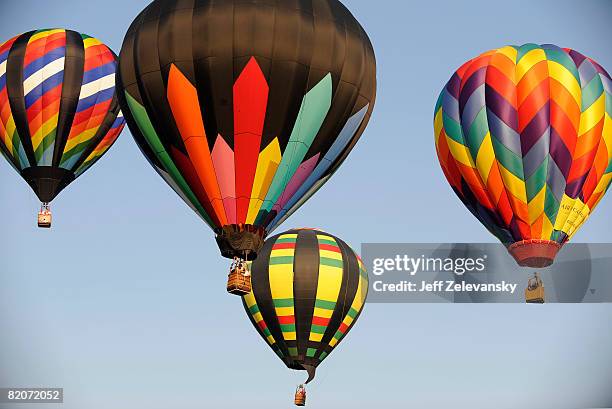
xmin=434 ymin=44 xmax=611 ymax=268
xmin=0 ymin=29 xmax=125 ymax=227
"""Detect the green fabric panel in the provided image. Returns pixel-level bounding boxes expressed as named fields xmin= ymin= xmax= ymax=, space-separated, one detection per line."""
xmin=287 ymin=347 xmax=298 ymax=357
xmin=59 ymin=139 xmax=89 ymax=167
xmin=273 ymin=298 xmax=294 ymax=308
xmin=442 ymin=112 xmax=465 ymax=144
xmin=544 ymin=185 xmax=560 ymax=223
xmin=491 ymin=133 xmax=525 ymax=178
xmin=544 ymin=48 xmax=580 ymax=83
xmin=314 ymin=299 xmax=336 ymax=310
xmin=307 ymin=348 xmax=317 ymax=358
xmin=347 ymin=308 xmax=359 ymax=319
xmin=124 ymin=92 xmax=213 ymax=227
xmin=516 ymin=43 xmax=541 ymax=63
xmin=319 ymin=257 xmax=343 ymax=268
xmin=525 ymin=157 xmax=548 ymax=201
xmin=310 ymin=324 xmax=327 ymax=334
xmin=319 ymin=351 xmax=328 ymax=360
xmin=34 ymin=129 xmax=56 ymax=164
xmin=466 ymin=107 xmax=489 ymax=161
xmin=257 ymin=74 xmax=333 ymax=217
xmin=317 ymin=237 xmax=338 ymax=246
xmin=269 ymin=256 xmax=294 ymax=265
xmin=275 ymin=237 xmax=298 ymax=244
xmin=249 ymin=304 xmax=260 ymax=314
xmin=581 ymin=75 xmax=604 ymax=111
xmin=281 ymin=324 xmax=297 ymax=332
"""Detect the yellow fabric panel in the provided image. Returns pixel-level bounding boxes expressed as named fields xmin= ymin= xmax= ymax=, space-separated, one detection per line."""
xmin=274 ymin=306 xmax=294 ymax=316
xmin=31 ymin=113 xmax=58 ymax=150
xmin=475 ymin=132 xmax=495 ymax=184
xmin=515 ymin=48 xmax=547 ymax=82
xmin=314 ymin=264 xmax=342 ymax=302
xmin=269 ymin=248 xmax=295 ymax=257
xmin=496 ymin=46 xmax=518 ymax=69
xmin=29 ymin=29 xmax=64 ymax=43
xmin=434 ymin=109 xmax=444 ymax=146
xmin=554 ymin=194 xmax=591 ymax=235
xmin=547 ymin=61 xmax=581 ymax=105
xmin=447 ymin=137 xmax=476 ymax=167
xmin=63 ymin=127 xmax=98 ymax=152
xmin=593 ymin=173 xmax=612 ymax=195
xmin=319 ymin=249 xmax=343 ymax=260
xmin=577 ymin=94 xmax=605 ymax=139
xmin=527 ymin=186 xmax=546 ymax=224
xmin=82 ymin=37 xmax=103 ymax=48
xmin=313 ymin=307 xmax=334 ymax=319
xmin=541 ymin=213 xmax=554 ymax=239
xmin=603 ymin=113 xmax=612 ymax=157
xmin=498 ymin=162 xmax=527 ymax=202
xmin=310 ymin=333 xmax=324 ymax=342
xmin=269 ymin=263 xmax=293 ymax=300
xmin=246 ymin=138 xmax=281 ymax=223
xmin=2 ymin=116 xmax=15 ymax=153
xmin=244 ymin=291 xmax=257 ymax=308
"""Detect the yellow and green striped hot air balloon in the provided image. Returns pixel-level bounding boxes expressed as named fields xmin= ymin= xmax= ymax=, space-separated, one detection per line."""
xmin=434 ymin=44 xmax=612 ymax=268
xmin=242 ymin=228 xmax=367 ymax=398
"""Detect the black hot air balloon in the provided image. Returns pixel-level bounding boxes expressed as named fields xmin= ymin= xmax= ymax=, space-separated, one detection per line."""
xmin=242 ymin=228 xmax=368 ymax=405
xmin=116 ymin=0 xmax=376 ymax=277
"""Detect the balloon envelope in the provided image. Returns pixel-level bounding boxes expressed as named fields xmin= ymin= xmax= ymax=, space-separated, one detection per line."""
xmin=117 ymin=0 xmax=376 ymax=259
xmin=434 ymin=44 xmax=612 ymax=268
xmin=0 ymin=29 xmax=125 ymax=203
xmin=242 ymin=228 xmax=368 ymax=383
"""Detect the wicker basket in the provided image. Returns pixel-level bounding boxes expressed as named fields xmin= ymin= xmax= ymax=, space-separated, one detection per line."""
xmin=294 ymin=391 xmax=306 ymax=406
xmin=37 ymin=211 xmax=52 ymax=228
xmin=227 ymin=270 xmax=252 ymax=296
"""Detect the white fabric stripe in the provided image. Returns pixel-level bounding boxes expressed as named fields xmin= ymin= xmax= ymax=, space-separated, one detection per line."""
xmin=78 ymin=73 xmax=115 ymax=100
xmin=23 ymin=57 xmax=65 ymax=95
xmin=0 ymin=60 xmax=6 ymax=78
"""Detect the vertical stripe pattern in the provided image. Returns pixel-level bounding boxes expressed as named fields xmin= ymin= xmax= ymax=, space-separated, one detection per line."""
xmin=242 ymin=228 xmax=367 ymax=381
xmin=0 ymin=29 xmax=125 ymax=202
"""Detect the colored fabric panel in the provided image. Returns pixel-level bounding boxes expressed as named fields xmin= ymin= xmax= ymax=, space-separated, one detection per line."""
xmin=0 ymin=29 xmax=125 ymax=202
xmin=241 ymin=228 xmax=367 ymax=383
xmin=435 ymin=44 xmax=612 ymax=250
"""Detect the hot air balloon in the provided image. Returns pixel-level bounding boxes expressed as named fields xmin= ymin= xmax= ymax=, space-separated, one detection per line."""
xmin=116 ymin=0 xmax=376 ymax=290
xmin=0 ymin=29 xmax=125 ymax=227
xmin=434 ymin=44 xmax=612 ymax=268
xmin=241 ymin=228 xmax=368 ymax=406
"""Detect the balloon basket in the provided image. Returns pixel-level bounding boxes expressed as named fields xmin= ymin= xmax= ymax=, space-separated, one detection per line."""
xmin=294 ymin=388 xmax=306 ymax=406
xmin=37 ymin=203 xmax=52 ymax=229
xmin=507 ymin=240 xmax=560 ymax=268
xmin=226 ymin=259 xmax=251 ymax=296
xmin=525 ymin=273 xmax=545 ymax=304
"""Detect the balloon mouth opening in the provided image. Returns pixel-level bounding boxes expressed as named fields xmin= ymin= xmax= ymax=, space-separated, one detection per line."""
xmin=215 ymin=224 xmax=266 ymax=260
xmin=507 ymin=240 xmax=561 ymax=268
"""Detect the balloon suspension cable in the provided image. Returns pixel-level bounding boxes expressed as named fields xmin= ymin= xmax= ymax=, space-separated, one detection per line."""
xmin=40 ymin=202 xmax=50 ymax=213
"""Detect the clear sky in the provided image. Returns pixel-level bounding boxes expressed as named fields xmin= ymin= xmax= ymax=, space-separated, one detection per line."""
xmin=1 ymin=1 xmax=612 ymax=408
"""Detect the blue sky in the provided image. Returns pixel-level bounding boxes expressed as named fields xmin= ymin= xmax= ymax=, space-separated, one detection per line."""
xmin=1 ymin=0 xmax=612 ymax=408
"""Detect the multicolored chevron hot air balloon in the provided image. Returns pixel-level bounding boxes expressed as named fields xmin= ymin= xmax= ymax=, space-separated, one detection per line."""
xmin=435 ymin=44 xmax=612 ymax=268
xmin=117 ymin=0 xmax=376 ymax=266
xmin=242 ymin=228 xmax=367 ymax=402
xmin=0 ymin=29 xmax=125 ymax=227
